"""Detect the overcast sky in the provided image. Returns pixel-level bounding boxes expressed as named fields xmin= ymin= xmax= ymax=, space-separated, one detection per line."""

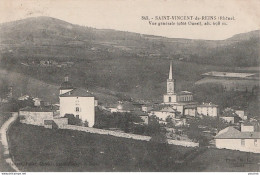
xmin=0 ymin=0 xmax=259 ymax=40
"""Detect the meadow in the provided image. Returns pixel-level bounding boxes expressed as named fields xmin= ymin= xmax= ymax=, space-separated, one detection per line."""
xmin=8 ymin=122 xmax=260 ymax=172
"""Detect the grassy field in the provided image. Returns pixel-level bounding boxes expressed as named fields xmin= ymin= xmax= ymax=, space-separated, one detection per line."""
xmin=2 ymin=54 xmax=259 ymax=104
xmin=8 ymin=122 xmax=260 ymax=172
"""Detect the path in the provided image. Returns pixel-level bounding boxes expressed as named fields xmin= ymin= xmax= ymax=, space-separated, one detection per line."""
xmin=0 ymin=113 xmax=20 ymax=172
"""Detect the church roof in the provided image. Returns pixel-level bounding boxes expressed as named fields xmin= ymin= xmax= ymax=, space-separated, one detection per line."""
xmin=177 ymin=91 xmax=193 ymax=95
xmin=59 ymin=88 xmax=94 ymax=97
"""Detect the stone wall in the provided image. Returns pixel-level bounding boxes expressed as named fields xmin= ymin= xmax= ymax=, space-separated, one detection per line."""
xmin=53 ymin=118 xmax=68 ymax=127
xmin=60 ymin=125 xmax=198 ymax=147
xmin=19 ymin=111 xmax=53 ymax=126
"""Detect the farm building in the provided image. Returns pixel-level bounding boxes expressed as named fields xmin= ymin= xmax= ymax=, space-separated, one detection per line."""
xmin=215 ymin=126 xmax=260 ymax=153
xmin=19 ymin=106 xmax=54 ymax=126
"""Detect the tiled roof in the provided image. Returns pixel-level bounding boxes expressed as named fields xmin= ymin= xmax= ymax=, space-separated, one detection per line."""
xmin=160 ymin=106 xmax=177 ymax=112
xmin=215 ymin=126 xmax=260 ymax=139
xmin=151 ymin=106 xmax=179 ymax=113
xmin=177 ymin=91 xmax=193 ymax=95
xmin=133 ymin=110 xmax=148 ymax=116
xmin=59 ymin=88 xmax=94 ymax=97
xmin=197 ymin=103 xmax=218 ymax=107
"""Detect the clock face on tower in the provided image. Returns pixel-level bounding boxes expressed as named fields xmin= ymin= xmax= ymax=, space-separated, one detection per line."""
xmin=167 ymin=82 xmax=174 ymax=93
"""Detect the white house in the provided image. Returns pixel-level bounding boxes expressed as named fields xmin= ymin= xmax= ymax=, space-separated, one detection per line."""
xmin=59 ymin=88 xmax=96 ymax=127
xmin=106 ymin=102 xmax=136 ymax=113
xmin=141 ymin=105 xmax=153 ymax=113
xmin=220 ymin=116 xmax=235 ymax=124
xmin=235 ymin=110 xmax=247 ymax=120
xmin=215 ymin=126 xmax=260 ymax=153
xmin=33 ymin=98 xmax=42 ymax=107
xmin=150 ymin=106 xmax=179 ymax=121
xmin=197 ymin=103 xmax=218 ymax=117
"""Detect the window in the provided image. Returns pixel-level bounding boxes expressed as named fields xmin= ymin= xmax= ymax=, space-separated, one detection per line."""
xmin=76 ymin=107 xmax=80 ymax=112
xmin=76 ymin=115 xmax=79 ymax=119
xmin=254 ymin=139 xmax=258 ymax=146
xmin=169 ymin=97 xmax=171 ymax=102
xmin=241 ymin=139 xmax=245 ymax=146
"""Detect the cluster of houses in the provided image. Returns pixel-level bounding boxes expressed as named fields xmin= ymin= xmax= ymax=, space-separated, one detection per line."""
xmin=16 ymin=61 xmax=260 ymax=153
xmin=39 ymin=60 xmax=74 ymax=67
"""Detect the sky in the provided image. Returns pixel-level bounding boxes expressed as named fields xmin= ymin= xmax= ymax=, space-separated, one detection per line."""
xmin=0 ymin=0 xmax=259 ymax=40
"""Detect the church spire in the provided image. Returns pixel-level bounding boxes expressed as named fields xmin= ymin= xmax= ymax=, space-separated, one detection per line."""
xmin=169 ymin=61 xmax=173 ymax=80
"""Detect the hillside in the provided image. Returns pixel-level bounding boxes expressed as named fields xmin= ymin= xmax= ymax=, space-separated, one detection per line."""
xmin=0 ymin=17 xmax=259 ymax=104
xmin=0 ymin=16 xmax=259 ymax=66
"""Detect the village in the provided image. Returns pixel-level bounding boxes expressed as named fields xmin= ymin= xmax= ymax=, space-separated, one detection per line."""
xmin=1 ymin=61 xmax=259 ymax=154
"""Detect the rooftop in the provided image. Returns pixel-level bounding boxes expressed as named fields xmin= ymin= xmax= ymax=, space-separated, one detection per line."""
xmin=215 ymin=126 xmax=260 ymax=139
xmin=59 ymin=88 xmax=94 ymax=97
xmin=197 ymin=102 xmax=218 ymax=107
xmin=202 ymin=71 xmax=257 ymax=79
xmin=20 ymin=106 xmax=54 ymax=112
xmin=177 ymin=91 xmax=193 ymax=95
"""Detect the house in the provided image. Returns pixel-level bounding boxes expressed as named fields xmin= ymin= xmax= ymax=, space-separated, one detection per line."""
xmin=220 ymin=116 xmax=236 ymax=124
xmin=106 ymin=102 xmax=136 ymax=113
xmin=235 ymin=110 xmax=247 ymax=120
xmin=141 ymin=104 xmax=153 ymax=113
xmin=150 ymin=106 xmax=179 ymax=121
xmin=19 ymin=106 xmax=54 ymax=126
xmin=133 ymin=110 xmax=149 ymax=125
xmin=220 ymin=108 xmax=243 ymax=124
xmin=33 ymin=98 xmax=42 ymax=107
xmin=241 ymin=121 xmax=260 ymax=132
xmin=184 ymin=105 xmax=197 ymax=117
xmin=59 ymin=88 xmax=96 ymax=127
xmin=18 ymin=95 xmax=30 ymax=101
xmin=197 ymin=102 xmax=218 ymax=117
xmin=215 ymin=126 xmax=260 ymax=153
xmin=59 ymin=75 xmax=96 ymax=127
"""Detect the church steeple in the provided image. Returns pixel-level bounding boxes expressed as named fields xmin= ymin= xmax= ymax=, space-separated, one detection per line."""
xmin=167 ymin=61 xmax=175 ymax=94
xmin=169 ymin=61 xmax=173 ymax=80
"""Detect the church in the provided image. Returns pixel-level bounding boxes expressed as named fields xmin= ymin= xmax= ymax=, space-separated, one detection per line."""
xmin=163 ymin=61 xmax=197 ymax=115
xmin=59 ymin=75 xmax=96 ymax=127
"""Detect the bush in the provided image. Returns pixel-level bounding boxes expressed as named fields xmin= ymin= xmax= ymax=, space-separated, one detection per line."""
xmin=63 ymin=114 xmax=82 ymax=126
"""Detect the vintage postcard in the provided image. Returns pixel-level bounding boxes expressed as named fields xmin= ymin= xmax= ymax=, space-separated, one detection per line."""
xmin=0 ymin=0 xmax=259 ymax=173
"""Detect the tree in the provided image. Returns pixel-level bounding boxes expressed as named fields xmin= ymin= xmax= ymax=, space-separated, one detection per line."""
xmin=63 ymin=114 xmax=82 ymax=126
xmin=0 ymin=79 xmax=9 ymax=99
xmin=186 ymin=116 xmax=228 ymax=146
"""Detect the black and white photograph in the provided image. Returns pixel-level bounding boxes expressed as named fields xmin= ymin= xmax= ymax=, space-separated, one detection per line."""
xmin=0 ymin=0 xmax=259 ymax=173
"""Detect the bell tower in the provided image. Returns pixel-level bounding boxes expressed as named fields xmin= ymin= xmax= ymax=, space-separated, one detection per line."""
xmin=163 ymin=61 xmax=177 ymax=104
